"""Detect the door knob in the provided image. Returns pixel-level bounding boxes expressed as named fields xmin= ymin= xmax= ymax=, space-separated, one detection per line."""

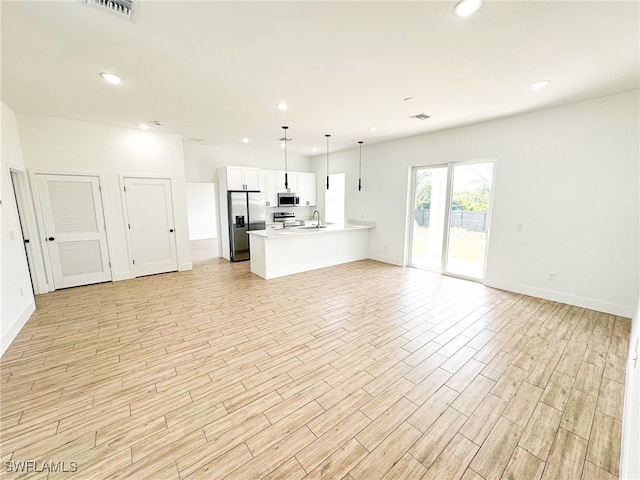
xmin=48 ymin=237 xmax=55 ymax=241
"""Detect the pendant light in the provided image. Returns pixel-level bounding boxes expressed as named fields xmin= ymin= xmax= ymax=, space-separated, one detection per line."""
xmin=325 ymin=134 xmax=331 ymax=190
xmin=281 ymin=126 xmax=289 ymax=191
xmin=358 ymin=141 xmax=364 ymax=191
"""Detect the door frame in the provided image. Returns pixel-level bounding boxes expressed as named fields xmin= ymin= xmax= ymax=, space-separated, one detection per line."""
xmin=7 ymin=165 xmax=47 ymax=294
xmin=119 ymin=174 xmax=178 ymax=277
xmin=407 ymin=159 xmax=496 ymax=283
xmin=30 ymin=170 xmax=115 ymax=291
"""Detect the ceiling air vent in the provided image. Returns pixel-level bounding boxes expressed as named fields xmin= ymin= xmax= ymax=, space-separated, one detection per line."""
xmin=409 ymin=113 xmax=431 ymax=120
xmin=88 ymin=0 xmax=135 ymax=20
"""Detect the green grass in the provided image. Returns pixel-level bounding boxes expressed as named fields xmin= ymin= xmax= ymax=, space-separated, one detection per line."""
xmin=412 ymin=226 xmax=487 ymax=262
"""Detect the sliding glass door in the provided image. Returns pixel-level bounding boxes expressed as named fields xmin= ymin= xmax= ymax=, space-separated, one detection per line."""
xmin=410 ymin=167 xmax=448 ymax=271
xmin=410 ymin=161 xmax=494 ymax=281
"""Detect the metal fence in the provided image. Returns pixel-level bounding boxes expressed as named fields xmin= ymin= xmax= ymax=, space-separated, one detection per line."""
xmin=414 ymin=209 xmax=489 ymax=233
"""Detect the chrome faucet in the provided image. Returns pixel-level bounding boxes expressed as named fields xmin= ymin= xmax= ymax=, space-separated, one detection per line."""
xmin=312 ymin=210 xmax=321 ymax=228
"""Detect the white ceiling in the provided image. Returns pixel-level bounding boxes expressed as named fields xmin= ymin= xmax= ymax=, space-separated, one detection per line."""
xmin=2 ymin=1 xmax=638 ymax=156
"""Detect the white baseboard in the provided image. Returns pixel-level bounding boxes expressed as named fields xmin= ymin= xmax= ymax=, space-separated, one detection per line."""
xmin=179 ymin=262 xmax=193 ymax=272
xmin=1 ymin=300 xmax=36 ymax=356
xmin=368 ymin=253 xmax=404 ymax=267
xmin=263 ymin=254 xmax=368 ymax=280
xmin=484 ymin=277 xmax=634 ymax=317
xmin=112 ymin=271 xmax=135 ymax=282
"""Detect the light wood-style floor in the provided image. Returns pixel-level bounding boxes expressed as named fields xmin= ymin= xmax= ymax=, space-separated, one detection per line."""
xmin=0 ymin=259 xmax=630 ymax=479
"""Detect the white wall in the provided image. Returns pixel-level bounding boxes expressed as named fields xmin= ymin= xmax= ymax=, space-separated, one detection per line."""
xmin=184 ymin=142 xmax=317 ymax=256
xmin=16 ymin=114 xmax=192 ymax=284
xmin=186 ymin=182 xmax=217 ymax=240
xmin=1 ymin=102 xmax=36 ymax=355
xmin=312 ymin=90 xmax=639 ymax=316
xmin=621 ymin=297 xmax=639 ymax=479
xmin=184 ymin=142 xmax=311 ymax=183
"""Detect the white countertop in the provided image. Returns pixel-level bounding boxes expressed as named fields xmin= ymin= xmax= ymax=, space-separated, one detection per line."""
xmin=248 ymin=223 xmax=373 ymax=239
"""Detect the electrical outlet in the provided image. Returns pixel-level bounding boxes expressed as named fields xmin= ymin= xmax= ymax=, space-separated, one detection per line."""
xmin=547 ymin=273 xmax=556 ymax=281
xmin=20 ymin=287 xmax=24 ymax=296
xmin=515 ymin=224 xmax=523 ymax=232
xmin=384 ymin=245 xmax=389 ymax=251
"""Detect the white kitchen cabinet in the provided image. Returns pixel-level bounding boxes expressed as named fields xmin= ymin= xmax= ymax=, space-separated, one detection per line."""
xmin=225 ymin=166 xmax=260 ymax=190
xmin=262 ymin=169 xmax=313 ymax=207
xmin=263 ymin=170 xmax=278 ymax=207
xmin=299 ymin=172 xmax=317 ymax=206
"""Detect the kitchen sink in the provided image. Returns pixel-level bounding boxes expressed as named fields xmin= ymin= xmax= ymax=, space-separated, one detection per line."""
xmin=298 ymin=225 xmax=328 ymax=229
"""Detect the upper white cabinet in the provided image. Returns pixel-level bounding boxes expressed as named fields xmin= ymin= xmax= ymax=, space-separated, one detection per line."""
xmin=225 ymin=166 xmax=260 ymax=190
xmin=263 ymin=170 xmax=278 ymax=207
xmin=299 ymin=172 xmax=317 ymax=207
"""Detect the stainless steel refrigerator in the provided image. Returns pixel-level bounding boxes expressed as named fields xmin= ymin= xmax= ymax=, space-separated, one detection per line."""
xmin=228 ymin=191 xmax=266 ymax=262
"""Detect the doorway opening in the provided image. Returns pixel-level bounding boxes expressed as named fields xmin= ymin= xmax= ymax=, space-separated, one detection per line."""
xmin=9 ymin=170 xmax=35 ymax=292
xmin=324 ymin=173 xmax=345 ymax=224
xmin=410 ymin=161 xmax=495 ymax=281
xmin=186 ymin=182 xmax=218 ymax=263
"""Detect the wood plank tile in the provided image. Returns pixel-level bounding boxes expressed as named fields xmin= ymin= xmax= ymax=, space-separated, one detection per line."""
xmin=348 ymin=421 xmax=422 ymax=480
xmin=246 ymin=400 xmax=324 ymax=456
xmin=307 ymin=389 xmax=372 ymax=437
xmin=560 ymin=389 xmax=597 ymax=440
xmin=451 ymin=374 xmax=495 ymax=417
xmin=260 ymin=457 xmax=306 ymax=480
xmin=573 ymin=362 xmax=604 ymax=396
xmin=407 ymin=385 xmax=460 ymax=432
xmin=445 ymin=358 xmax=486 ymax=393
xmin=500 ymin=446 xmax=544 ymax=480
xmin=264 ymin=380 xmax=331 ymax=424
xmin=180 ymin=442 xmax=253 ymax=480
xmin=470 ymin=416 xmax=524 ymax=480
xmin=502 ymin=381 xmax=544 ymax=428
xmin=296 ymin=410 xmax=371 ymax=472
xmin=225 ymin=426 xmax=316 ymax=480
xmin=421 ymin=433 xmax=479 ymax=480
xmin=381 ymin=452 xmax=427 ymax=480
xmin=596 ymin=377 xmax=624 ymax=421
xmin=409 ymin=406 xmax=468 ymax=466
xmin=581 ymin=461 xmax=617 ymax=480
xmin=459 ymin=393 xmax=506 ymax=446
xmin=542 ymin=428 xmax=587 ymax=480
xmin=356 ymin=397 xmax=418 ymax=452
xmin=0 ymin=260 xmax=630 ymax=480
xmin=540 ymin=370 xmax=574 ymax=411
xmin=586 ymin=412 xmax=621 ymax=476
xmin=518 ymin=402 xmax=563 ymax=461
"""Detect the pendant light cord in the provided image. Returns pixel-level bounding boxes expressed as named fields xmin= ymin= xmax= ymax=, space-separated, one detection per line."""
xmin=325 ymin=134 xmax=331 ymax=190
xmin=282 ymin=126 xmax=289 ymax=190
xmin=358 ymin=141 xmax=363 ymax=191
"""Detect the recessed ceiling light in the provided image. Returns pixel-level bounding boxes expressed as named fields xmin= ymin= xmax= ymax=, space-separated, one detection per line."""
xmin=453 ymin=0 xmax=483 ymax=16
xmin=368 ymin=127 xmax=377 ymax=132
xmin=530 ymin=80 xmax=551 ymax=90
xmin=137 ymin=123 xmax=149 ymax=130
xmin=276 ymin=103 xmax=288 ymax=111
xmin=242 ymin=137 xmax=250 ymax=144
xmin=100 ymin=72 xmax=122 ymax=84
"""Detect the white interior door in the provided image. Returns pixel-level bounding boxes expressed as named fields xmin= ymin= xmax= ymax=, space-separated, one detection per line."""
xmin=123 ymin=177 xmax=178 ymax=277
xmin=36 ymin=174 xmax=111 ymax=289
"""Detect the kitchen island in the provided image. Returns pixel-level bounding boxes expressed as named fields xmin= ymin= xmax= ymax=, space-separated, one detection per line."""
xmin=247 ymin=223 xmax=374 ymax=279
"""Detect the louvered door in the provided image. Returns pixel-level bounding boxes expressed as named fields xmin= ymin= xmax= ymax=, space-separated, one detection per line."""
xmin=36 ymin=174 xmax=112 ymax=289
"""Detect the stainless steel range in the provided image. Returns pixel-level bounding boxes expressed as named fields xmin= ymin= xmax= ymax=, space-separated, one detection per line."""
xmin=273 ymin=211 xmax=305 ymax=228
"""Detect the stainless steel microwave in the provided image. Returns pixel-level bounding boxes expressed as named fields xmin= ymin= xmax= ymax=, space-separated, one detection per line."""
xmin=277 ymin=192 xmax=300 ymax=207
